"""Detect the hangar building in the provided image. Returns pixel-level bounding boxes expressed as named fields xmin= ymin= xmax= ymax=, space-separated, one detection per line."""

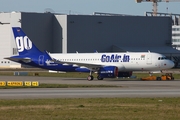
xmin=0 ymin=12 xmax=179 ymax=68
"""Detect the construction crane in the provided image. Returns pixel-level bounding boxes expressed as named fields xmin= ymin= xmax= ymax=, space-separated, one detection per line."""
xmin=135 ymin=0 xmax=180 ymax=16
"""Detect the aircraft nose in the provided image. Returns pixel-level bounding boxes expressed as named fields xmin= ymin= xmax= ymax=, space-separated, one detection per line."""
xmin=168 ymin=60 xmax=175 ymax=68
xmin=163 ymin=60 xmax=174 ymax=69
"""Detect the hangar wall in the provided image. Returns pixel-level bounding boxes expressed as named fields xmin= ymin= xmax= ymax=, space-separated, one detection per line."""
xmin=0 ymin=12 xmax=177 ymax=68
xmin=53 ymin=15 xmax=66 ymax=53
xmin=66 ymin=15 xmax=172 ymax=53
xmin=21 ymin=12 xmax=54 ymax=52
xmin=0 ymin=12 xmax=21 ymax=68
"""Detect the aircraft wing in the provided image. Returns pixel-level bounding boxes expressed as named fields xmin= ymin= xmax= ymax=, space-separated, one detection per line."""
xmin=48 ymin=52 xmax=124 ymax=71
xmin=52 ymin=59 xmax=102 ymax=70
xmin=47 ymin=52 xmax=103 ymax=70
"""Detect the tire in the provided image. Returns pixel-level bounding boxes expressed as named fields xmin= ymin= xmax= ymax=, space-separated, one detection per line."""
xmin=97 ymin=76 xmax=103 ymax=80
xmin=87 ymin=75 xmax=94 ymax=81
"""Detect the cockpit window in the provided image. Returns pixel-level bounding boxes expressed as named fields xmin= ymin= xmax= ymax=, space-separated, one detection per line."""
xmin=158 ymin=57 xmax=167 ymax=60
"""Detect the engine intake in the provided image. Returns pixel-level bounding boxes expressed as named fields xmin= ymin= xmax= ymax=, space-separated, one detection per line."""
xmin=98 ymin=66 xmax=133 ymax=78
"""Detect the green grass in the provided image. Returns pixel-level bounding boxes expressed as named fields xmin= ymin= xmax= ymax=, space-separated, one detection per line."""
xmin=0 ymin=70 xmax=179 ymax=119
xmin=0 ymin=98 xmax=180 ymax=120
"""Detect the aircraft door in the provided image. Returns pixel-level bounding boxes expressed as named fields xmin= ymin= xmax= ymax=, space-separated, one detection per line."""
xmin=39 ymin=55 xmax=44 ymax=66
xmin=146 ymin=54 xmax=152 ymax=65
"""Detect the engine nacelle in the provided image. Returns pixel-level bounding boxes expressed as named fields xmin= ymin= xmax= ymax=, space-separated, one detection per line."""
xmin=98 ymin=66 xmax=118 ymax=78
xmin=118 ymin=71 xmax=133 ymax=77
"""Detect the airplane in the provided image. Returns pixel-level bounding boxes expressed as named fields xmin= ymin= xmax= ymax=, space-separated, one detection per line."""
xmin=5 ymin=27 xmax=175 ymax=81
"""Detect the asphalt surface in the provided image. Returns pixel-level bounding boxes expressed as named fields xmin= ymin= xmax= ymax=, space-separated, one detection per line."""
xmin=0 ymin=75 xmax=180 ymax=99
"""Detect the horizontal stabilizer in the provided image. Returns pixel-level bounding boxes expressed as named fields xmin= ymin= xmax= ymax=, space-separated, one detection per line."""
xmin=4 ymin=57 xmax=31 ymax=63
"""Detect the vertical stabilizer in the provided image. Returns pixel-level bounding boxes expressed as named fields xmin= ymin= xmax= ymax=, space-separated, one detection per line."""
xmin=5 ymin=27 xmax=53 ymax=67
xmin=12 ymin=27 xmax=42 ymax=56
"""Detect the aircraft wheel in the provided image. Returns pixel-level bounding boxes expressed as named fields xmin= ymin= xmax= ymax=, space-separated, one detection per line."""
xmin=87 ymin=75 xmax=94 ymax=81
xmin=97 ymin=76 xmax=103 ymax=80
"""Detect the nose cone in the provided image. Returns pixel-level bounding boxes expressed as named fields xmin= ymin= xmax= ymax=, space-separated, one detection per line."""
xmin=167 ymin=60 xmax=175 ymax=69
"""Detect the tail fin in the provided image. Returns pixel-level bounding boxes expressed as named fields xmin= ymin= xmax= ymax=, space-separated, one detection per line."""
xmin=12 ymin=27 xmax=42 ymax=55
xmin=5 ymin=27 xmax=53 ymax=67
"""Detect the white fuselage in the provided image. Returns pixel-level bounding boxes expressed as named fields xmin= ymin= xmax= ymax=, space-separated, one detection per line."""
xmin=50 ymin=52 xmax=174 ymax=72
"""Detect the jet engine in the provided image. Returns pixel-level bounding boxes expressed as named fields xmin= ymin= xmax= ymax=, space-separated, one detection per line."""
xmin=98 ymin=66 xmax=118 ymax=78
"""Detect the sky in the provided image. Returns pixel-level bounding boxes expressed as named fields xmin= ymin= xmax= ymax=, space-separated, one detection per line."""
xmin=0 ymin=0 xmax=180 ymax=15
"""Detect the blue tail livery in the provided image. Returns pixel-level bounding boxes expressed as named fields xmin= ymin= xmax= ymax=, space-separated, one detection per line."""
xmin=5 ymin=27 xmax=77 ymax=71
xmin=5 ymin=27 xmax=174 ymax=81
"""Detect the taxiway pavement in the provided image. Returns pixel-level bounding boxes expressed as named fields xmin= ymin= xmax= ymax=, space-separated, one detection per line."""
xmin=0 ymin=76 xmax=180 ymax=99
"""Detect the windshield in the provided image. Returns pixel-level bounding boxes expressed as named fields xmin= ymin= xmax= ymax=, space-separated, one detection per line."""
xmin=158 ymin=57 xmax=167 ymax=60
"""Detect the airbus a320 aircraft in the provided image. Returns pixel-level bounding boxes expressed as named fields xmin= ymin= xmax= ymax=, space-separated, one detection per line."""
xmin=5 ymin=27 xmax=174 ymax=80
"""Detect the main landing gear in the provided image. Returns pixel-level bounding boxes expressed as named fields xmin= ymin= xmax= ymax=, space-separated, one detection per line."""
xmin=87 ymin=71 xmax=104 ymax=81
xmin=97 ymin=75 xmax=103 ymax=80
xmin=87 ymin=71 xmax=94 ymax=81
xmin=87 ymin=75 xmax=94 ymax=81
